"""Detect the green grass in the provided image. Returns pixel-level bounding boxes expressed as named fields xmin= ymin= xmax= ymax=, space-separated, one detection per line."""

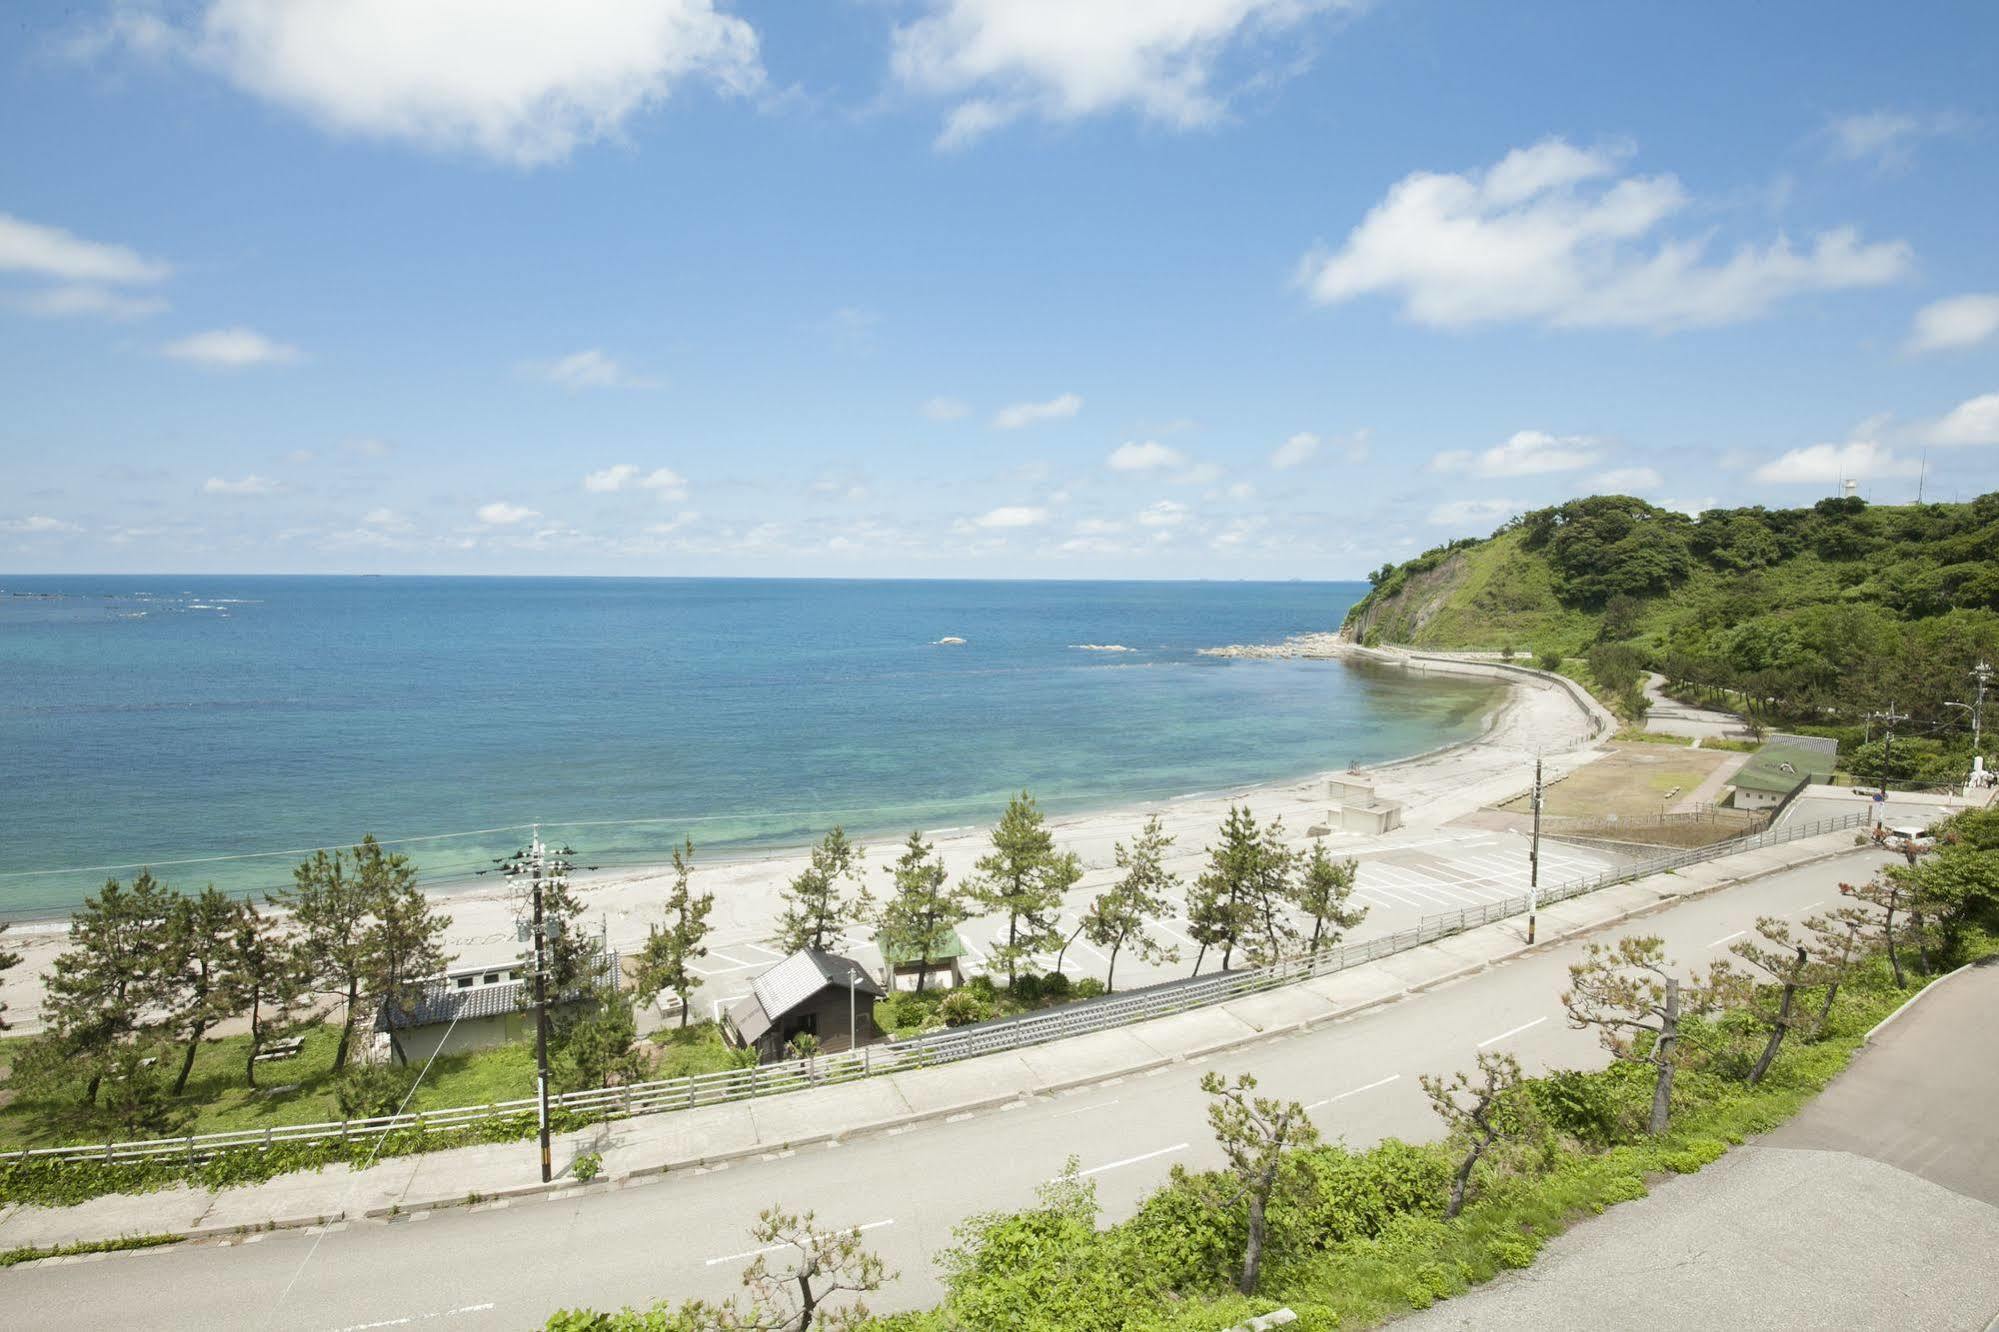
xmin=1 ymin=1233 xmax=184 ymax=1267
xmin=1613 ymin=729 xmax=1693 ymax=747
xmin=648 ymin=1022 xmax=744 ymax=1078
xmin=0 ymin=1022 xmax=546 ymax=1149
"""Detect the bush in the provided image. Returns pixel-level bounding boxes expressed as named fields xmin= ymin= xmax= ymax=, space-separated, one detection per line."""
xmin=335 ymin=1063 xmax=419 ymax=1120
xmin=571 ymin=1151 xmax=602 ymax=1182
xmin=1527 ymin=1067 xmax=1630 ymax=1148
xmin=1536 ymin=650 xmax=1562 ymax=671
xmin=1010 ymin=973 xmax=1044 ymax=1003
xmin=939 ymin=990 xmax=990 ymax=1027
xmin=1275 ymin=1140 xmax=1451 ymax=1258
xmin=1039 ymin=971 xmax=1073 ymax=1001
xmin=1073 ymin=977 xmax=1107 ymax=1000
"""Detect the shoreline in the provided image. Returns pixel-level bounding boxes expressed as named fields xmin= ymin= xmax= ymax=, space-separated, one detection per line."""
xmin=0 ymin=646 xmax=1602 ymax=1032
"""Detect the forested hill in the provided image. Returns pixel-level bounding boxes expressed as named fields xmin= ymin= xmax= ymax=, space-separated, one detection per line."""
xmin=1341 ymin=494 xmax=1999 ymax=751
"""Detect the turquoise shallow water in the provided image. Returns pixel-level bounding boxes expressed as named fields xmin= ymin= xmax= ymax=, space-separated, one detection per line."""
xmin=0 ymin=576 xmax=1504 ymax=916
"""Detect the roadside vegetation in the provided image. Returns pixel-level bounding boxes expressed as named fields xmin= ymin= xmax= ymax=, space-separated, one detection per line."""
xmin=1346 ymin=493 xmax=1999 ymax=778
xmin=549 ymin=808 xmax=1999 ymax=1332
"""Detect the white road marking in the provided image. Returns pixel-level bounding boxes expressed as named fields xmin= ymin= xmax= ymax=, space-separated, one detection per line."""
xmin=1052 ymin=1098 xmax=1120 ymax=1119
xmin=1305 ymin=1073 xmax=1400 ymax=1111
xmin=705 ymin=1219 xmax=894 ymax=1267
xmin=1707 ymin=930 xmax=1747 ymax=949
xmin=330 ymin=1304 xmax=497 ymax=1331
xmin=1078 ymin=1143 xmax=1188 ymax=1177
xmin=1476 ymin=1016 xmax=1547 ymax=1048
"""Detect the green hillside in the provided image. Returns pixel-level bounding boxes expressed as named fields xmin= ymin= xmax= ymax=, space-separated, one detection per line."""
xmin=1343 ymin=494 xmax=1999 ymax=776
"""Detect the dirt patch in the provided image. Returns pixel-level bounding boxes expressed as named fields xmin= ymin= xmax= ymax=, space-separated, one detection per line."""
xmin=1497 ymin=743 xmax=1734 ymax=820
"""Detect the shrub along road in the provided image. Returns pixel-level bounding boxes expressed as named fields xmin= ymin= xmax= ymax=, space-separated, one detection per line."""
xmin=1405 ymin=957 xmax=1999 ymax=1330
xmin=0 ymin=849 xmax=1903 ymax=1331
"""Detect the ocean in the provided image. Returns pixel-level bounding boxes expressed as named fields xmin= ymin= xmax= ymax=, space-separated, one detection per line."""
xmin=0 ymin=576 xmax=1504 ymax=917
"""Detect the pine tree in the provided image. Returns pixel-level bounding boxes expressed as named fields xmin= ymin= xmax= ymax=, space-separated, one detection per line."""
xmin=364 ymin=844 xmax=452 ymax=1067
xmin=44 ymin=870 xmax=178 ymax=1104
xmin=968 ymin=792 xmax=1081 ymax=988
xmin=1295 ymin=839 xmax=1366 ymax=956
xmin=162 ymin=885 xmax=241 ymax=1096
xmin=1080 ymin=815 xmax=1181 ymax=992
xmin=1242 ymin=818 xmax=1301 ymax=966
xmin=276 ymin=844 xmax=377 ymax=1073
xmin=634 ymin=838 xmax=714 ymax=1028
xmin=775 ymin=826 xmax=871 ymax=954
xmin=222 ymin=902 xmax=309 ymax=1090
xmin=1187 ymin=805 xmax=1263 ymax=975
xmin=555 ymin=985 xmax=646 ymax=1091
xmin=873 ymin=831 xmax=967 ymax=993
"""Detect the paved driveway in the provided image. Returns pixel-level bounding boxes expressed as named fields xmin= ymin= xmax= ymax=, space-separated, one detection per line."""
xmin=1403 ymin=960 xmax=1999 ymax=1330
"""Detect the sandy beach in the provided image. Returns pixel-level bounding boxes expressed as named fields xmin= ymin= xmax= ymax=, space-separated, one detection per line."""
xmin=0 ymin=647 xmax=1609 ymax=1034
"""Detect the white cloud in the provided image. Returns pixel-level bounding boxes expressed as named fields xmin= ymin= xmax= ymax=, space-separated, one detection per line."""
xmin=1 ymin=514 xmax=82 ymax=534
xmin=1270 ymin=432 xmax=1319 ymax=469
xmin=923 ymin=395 xmax=970 ymax=421
xmin=1175 ymin=461 xmax=1223 ymax=485
xmin=7 ymin=284 xmax=167 ymax=320
xmin=202 ymin=475 xmax=280 ymax=495
xmin=992 ymin=392 xmax=1081 ymax=429
xmin=0 ymin=212 xmax=170 ymax=284
xmin=345 ymin=438 xmax=393 ymax=457
xmin=1072 ymin=517 xmax=1125 ymax=535
xmin=1427 ymin=497 xmax=1520 ymax=528
xmin=1226 ymin=481 xmax=1256 ymax=500
xmin=477 ymin=501 xmax=540 ymax=525
xmin=1108 ymin=440 xmax=1185 ymax=472
xmin=583 ymin=463 xmax=688 ymax=497
xmin=107 ymin=0 xmax=763 ymax=167
xmin=529 ymin=349 xmax=657 ymax=389
xmin=1662 ymin=496 xmax=1717 ymax=518
xmin=891 ymin=0 xmax=1356 ymax=148
xmin=1136 ymin=499 xmax=1189 ymax=528
xmin=1752 ymin=439 xmax=1921 ymax=484
xmin=162 ymin=327 xmax=301 ymax=368
xmin=361 ymin=507 xmax=410 ymax=530
xmin=1301 ymin=138 xmax=1910 ymax=331
xmin=970 ymin=505 xmax=1048 ymax=529
xmin=1907 ymin=293 xmax=1999 ymax=355
xmin=1589 ymin=466 xmax=1663 ymax=493
xmin=1430 ymin=430 xmax=1600 ymax=477
xmin=1826 ymin=110 xmax=1963 ymax=168
xmin=1928 ymin=393 xmax=1999 ymax=447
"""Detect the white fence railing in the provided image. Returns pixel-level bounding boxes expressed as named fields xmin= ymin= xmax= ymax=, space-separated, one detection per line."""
xmin=5 ymin=811 xmax=1868 ymax=1170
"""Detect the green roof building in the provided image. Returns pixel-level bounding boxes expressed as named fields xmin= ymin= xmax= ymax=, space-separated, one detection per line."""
xmin=1728 ymin=744 xmax=1837 ymax=810
xmin=875 ymin=927 xmax=969 ymax=991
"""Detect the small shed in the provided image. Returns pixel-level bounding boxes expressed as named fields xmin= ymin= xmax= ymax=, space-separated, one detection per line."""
xmin=727 ymin=949 xmax=885 ymax=1061
xmin=876 ymin=927 xmax=968 ymax=992
xmin=1727 ymin=744 xmax=1836 ymax=811
xmin=373 ymin=951 xmax=613 ymax=1065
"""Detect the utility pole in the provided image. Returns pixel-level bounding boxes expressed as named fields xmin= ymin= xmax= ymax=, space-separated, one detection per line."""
xmin=847 ymin=966 xmax=860 ymax=1054
xmin=1527 ymin=755 xmax=1543 ymax=945
xmin=1868 ymin=705 xmax=1907 ymax=812
xmin=504 ymin=825 xmax=571 ymax=1184
xmin=1948 ymin=661 xmax=1993 ymax=790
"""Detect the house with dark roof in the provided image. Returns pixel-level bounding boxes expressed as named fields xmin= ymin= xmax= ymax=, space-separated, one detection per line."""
xmin=373 ymin=950 xmax=615 ymax=1064
xmin=726 ymin=949 xmax=885 ymax=1062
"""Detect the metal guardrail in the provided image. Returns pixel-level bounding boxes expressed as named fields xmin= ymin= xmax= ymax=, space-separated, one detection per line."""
xmin=6 ymin=810 xmax=1869 ymax=1169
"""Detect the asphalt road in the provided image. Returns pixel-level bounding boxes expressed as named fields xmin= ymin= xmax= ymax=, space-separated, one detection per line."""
xmin=4 ymin=851 xmax=1888 ymax=1331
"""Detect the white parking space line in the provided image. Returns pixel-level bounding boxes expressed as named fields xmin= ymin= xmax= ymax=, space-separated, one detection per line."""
xmin=1476 ymin=1016 xmax=1547 ymax=1048
xmin=1078 ymin=1143 xmax=1188 ymax=1177
xmin=1052 ymin=1098 xmax=1120 ymax=1119
xmin=739 ymin=942 xmax=787 ymax=961
xmin=1155 ymin=920 xmax=1197 ymax=949
xmin=1707 ymin=930 xmax=1747 ymax=949
xmin=1305 ymin=1073 xmax=1400 ymax=1111
xmin=705 ymin=1219 xmax=894 ymax=1267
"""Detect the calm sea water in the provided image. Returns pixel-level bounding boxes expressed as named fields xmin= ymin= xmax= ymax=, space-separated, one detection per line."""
xmin=0 ymin=577 xmax=1502 ymax=917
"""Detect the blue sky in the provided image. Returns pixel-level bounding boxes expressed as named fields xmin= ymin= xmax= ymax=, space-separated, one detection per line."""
xmin=3 ymin=1 xmax=1997 ymax=578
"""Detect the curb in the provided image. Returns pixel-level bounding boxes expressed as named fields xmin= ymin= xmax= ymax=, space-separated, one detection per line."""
xmin=10 ymin=834 xmax=1879 ymax=1251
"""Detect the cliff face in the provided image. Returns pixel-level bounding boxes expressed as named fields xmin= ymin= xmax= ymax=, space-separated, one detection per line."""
xmin=1340 ymin=548 xmax=1475 ymax=645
